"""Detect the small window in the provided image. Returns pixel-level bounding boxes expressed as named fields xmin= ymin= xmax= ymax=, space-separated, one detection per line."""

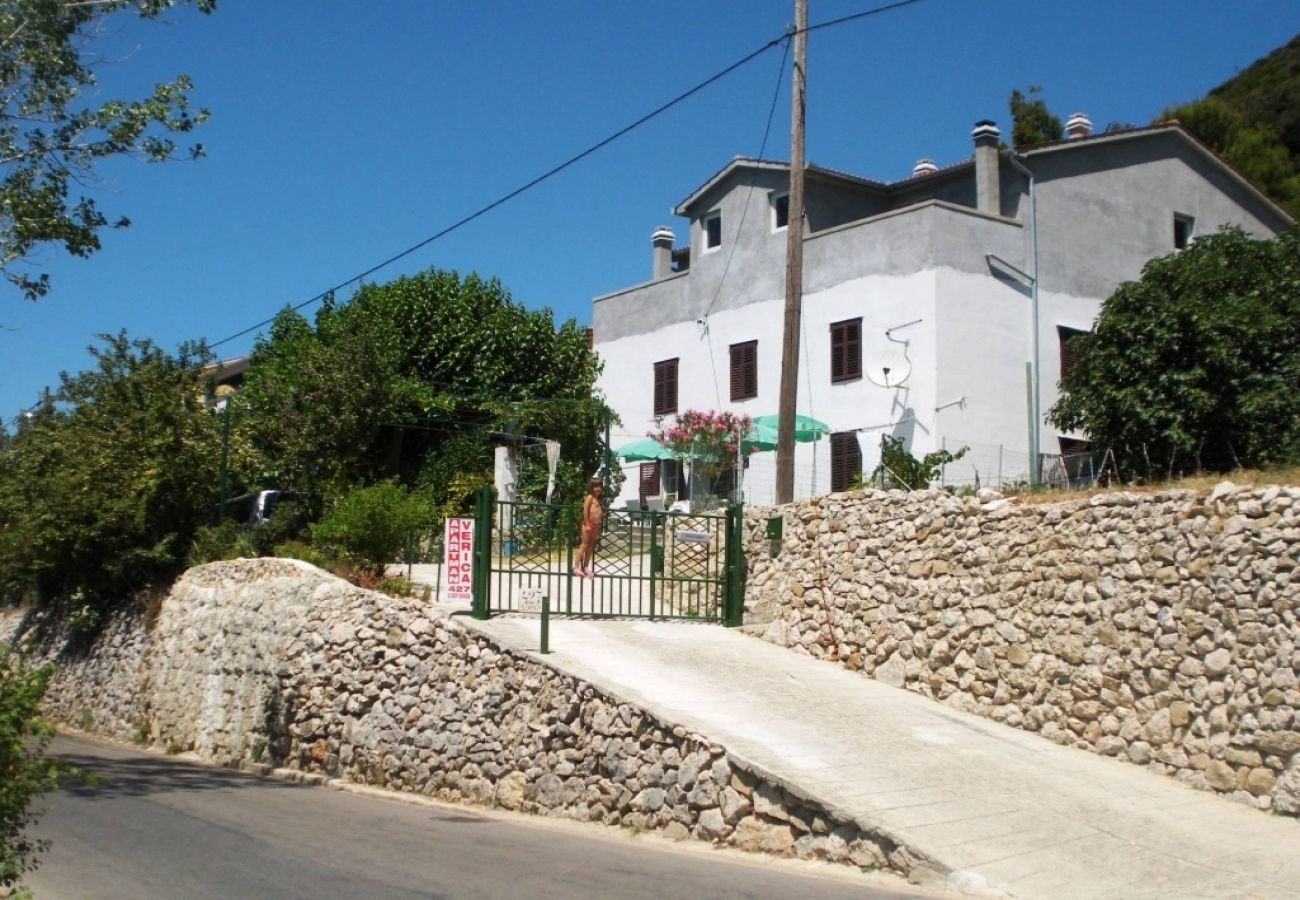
xmin=830 ymin=431 xmax=861 ymax=492
xmin=703 ymin=211 xmax=722 ymax=251
xmin=1173 ymin=214 xmax=1195 ymax=250
xmin=830 ymin=318 xmax=862 ymax=383
xmin=729 ymin=340 xmax=758 ymax=401
xmin=1058 ymin=326 xmax=1087 ymax=382
xmin=653 ymin=358 xmax=678 ymax=416
xmin=661 ymin=459 xmax=680 ymax=495
xmin=771 ymin=193 xmax=789 ymax=231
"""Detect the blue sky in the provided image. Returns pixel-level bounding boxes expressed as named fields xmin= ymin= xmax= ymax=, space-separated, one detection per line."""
xmin=3 ymin=1 xmax=1298 ymax=422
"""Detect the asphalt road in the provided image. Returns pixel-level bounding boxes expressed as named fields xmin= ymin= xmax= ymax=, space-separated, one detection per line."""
xmin=24 ymin=734 xmax=928 ymax=900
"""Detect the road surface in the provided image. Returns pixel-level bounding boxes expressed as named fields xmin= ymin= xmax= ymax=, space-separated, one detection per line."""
xmin=25 ymin=734 xmax=928 ymax=900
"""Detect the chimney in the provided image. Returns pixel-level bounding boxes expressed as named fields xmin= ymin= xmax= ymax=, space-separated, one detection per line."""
xmin=1066 ymin=112 xmax=1093 ymax=140
xmin=971 ymin=120 xmax=1002 ymax=216
xmin=912 ymin=158 xmax=938 ymax=177
xmin=651 ymin=226 xmax=675 ymax=280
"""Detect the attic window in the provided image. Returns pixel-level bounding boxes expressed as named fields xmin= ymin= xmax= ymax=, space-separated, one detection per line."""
xmin=771 ymin=192 xmax=789 ymax=231
xmin=1173 ymin=213 xmax=1195 ymax=250
xmin=703 ymin=211 xmax=722 ymax=251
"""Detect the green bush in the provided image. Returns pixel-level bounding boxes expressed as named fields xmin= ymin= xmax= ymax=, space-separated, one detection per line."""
xmin=863 ymin=435 xmax=968 ymax=490
xmin=186 ymin=521 xmax=253 ymax=567
xmin=310 ymin=481 xmax=432 ymax=577
xmin=272 ymin=540 xmax=329 ymax=569
xmin=0 ymin=654 xmax=61 ymax=893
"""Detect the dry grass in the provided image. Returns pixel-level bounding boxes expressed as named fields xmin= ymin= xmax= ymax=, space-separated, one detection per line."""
xmin=1005 ymin=465 xmax=1300 ymax=506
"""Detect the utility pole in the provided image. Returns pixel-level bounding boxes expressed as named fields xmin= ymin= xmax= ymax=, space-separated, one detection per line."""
xmin=775 ymin=0 xmax=807 ymax=505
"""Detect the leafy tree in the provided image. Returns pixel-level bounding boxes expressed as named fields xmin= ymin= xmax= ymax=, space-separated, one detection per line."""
xmin=1207 ymin=34 xmax=1300 ymax=166
xmin=0 ymin=332 xmax=222 ymax=607
xmin=1048 ymin=228 xmax=1300 ymax=481
xmin=0 ymin=653 xmax=60 ymax=893
xmin=0 ymin=0 xmax=214 ymax=299
xmin=867 ymin=434 xmax=967 ymax=490
xmin=238 ymin=268 xmax=605 ymax=511
xmin=1009 ymin=86 xmax=1063 ymax=147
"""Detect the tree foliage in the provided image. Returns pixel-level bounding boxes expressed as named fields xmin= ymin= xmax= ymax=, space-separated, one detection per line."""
xmin=0 ymin=0 xmax=214 ymax=299
xmin=0 ymin=653 xmax=60 ymax=892
xmin=1008 ymin=86 xmax=1063 ymax=148
xmin=309 ymin=480 xmax=432 ymax=577
xmin=1049 ymin=228 xmax=1300 ymax=480
xmin=0 ymin=332 xmax=221 ymax=606
xmin=237 ymin=268 xmax=605 ymax=512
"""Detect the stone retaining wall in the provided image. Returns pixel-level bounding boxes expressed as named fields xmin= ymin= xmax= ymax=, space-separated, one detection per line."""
xmin=10 ymin=560 xmax=918 ymax=877
xmin=743 ymin=482 xmax=1300 ymax=815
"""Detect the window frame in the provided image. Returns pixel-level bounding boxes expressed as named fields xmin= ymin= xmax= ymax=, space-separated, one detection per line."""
xmin=770 ymin=192 xmax=790 ymax=232
xmin=1173 ymin=213 xmax=1195 ymax=250
xmin=653 ymin=357 xmax=679 ymax=417
xmin=830 ymin=318 xmax=862 ymax=383
xmin=729 ymin=340 xmax=758 ymax=402
xmin=703 ymin=210 xmax=722 ymax=252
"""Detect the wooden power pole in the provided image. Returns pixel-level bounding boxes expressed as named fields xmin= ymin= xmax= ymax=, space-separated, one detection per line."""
xmin=775 ymin=0 xmax=807 ymax=505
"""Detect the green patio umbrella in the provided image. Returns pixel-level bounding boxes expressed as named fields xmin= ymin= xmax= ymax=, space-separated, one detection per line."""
xmin=751 ymin=413 xmax=830 ymax=442
xmin=614 ymin=437 xmax=677 ymax=461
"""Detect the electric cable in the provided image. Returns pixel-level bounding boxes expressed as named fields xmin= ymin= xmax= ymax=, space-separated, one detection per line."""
xmin=207 ymin=0 xmax=927 ymax=353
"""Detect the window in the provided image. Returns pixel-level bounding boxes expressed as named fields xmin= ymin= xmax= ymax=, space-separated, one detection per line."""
xmin=1173 ymin=213 xmax=1195 ymax=250
xmin=703 ymin=211 xmax=722 ymax=251
xmin=1058 ymin=326 xmax=1087 ymax=382
xmin=771 ymin=192 xmax=789 ymax=231
xmin=639 ymin=462 xmax=660 ymax=504
xmin=653 ymin=358 xmax=678 ymax=416
xmin=661 ymin=459 xmax=680 ymax=495
xmin=830 ymin=431 xmax=861 ymax=493
xmin=830 ymin=318 xmax=862 ymax=383
xmin=729 ymin=340 xmax=758 ymax=401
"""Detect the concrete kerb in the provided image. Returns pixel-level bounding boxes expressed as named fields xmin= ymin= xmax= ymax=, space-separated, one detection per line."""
xmin=454 ymin=610 xmax=948 ymax=887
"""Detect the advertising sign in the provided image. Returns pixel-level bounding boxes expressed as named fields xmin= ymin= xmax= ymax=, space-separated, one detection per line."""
xmin=444 ymin=517 xmax=475 ymax=604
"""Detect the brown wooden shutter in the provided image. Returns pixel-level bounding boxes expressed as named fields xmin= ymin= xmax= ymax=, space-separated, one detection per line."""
xmin=830 ymin=431 xmax=861 ymax=492
xmin=639 ymin=462 xmax=660 ymax=503
xmin=654 ymin=358 xmax=678 ymax=416
xmin=1058 ymin=327 xmax=1085 ymax=382
xmin=729 ymin=340 xmax=757 ymax=401
xmin=830 ymin=319 xmax=861 ymax=383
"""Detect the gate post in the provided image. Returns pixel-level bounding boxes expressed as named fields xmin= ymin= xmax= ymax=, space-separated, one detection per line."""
xmin=724 ymin=502 xmax=745 ymax=627
xmin=471 ymin=484 xmax=492 ymax=620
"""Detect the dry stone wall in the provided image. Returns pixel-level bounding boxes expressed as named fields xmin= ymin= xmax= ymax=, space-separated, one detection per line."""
xmin=743 ymin=482 xmax=1300 ymax=815
xmin=11 ymin=560 xmax=915 ymax=876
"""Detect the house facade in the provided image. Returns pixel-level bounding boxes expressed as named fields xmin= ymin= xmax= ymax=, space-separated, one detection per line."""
xmin=592 ymin=118 xmax=1292 ymax=507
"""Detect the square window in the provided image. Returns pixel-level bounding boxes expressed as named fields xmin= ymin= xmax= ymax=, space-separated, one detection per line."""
xmin=653 ymin=358 xmax=678 ymax=416
xmin=1173 ymin=213 xmax=1195 ymax=250
xmin=830 ymin=318 xmax=862 ymax=383
xmin=729 ymin=340 xmax=757 ymax=401
xmin=771 ymin=193 xmax=789 ymax=231
xmin=704 ymin=211 xmax=722 ymax=251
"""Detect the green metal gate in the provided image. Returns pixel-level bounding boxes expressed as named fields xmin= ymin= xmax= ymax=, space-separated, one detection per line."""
xmin=469 ymin=485 xmax=743 ymax=625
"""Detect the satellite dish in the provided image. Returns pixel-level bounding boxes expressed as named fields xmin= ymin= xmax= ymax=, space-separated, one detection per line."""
xmin=866 ymin=350 xmax=911 ymax=387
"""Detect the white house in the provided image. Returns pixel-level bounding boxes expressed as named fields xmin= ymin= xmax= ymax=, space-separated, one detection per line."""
xmin=592 ymin=117 xmax=1292 ymax=507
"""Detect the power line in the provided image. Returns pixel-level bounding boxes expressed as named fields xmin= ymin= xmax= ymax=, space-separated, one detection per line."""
xmin=209 ymin=36 xmax=786 ymax=351
xmin=208 ymin=0 xmax=926 ymax=352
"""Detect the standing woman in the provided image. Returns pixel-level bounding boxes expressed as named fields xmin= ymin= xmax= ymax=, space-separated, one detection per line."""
xmin=575 ymin=477 xmax=604 ymax=578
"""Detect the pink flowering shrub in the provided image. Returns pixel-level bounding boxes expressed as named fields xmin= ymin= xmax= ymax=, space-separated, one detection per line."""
xmin=648 ymin=409 xmax=753 ymax=490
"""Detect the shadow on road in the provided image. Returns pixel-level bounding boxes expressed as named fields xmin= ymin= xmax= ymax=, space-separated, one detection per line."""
xmin=50 ymin=745 xmax=303 ymax=801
